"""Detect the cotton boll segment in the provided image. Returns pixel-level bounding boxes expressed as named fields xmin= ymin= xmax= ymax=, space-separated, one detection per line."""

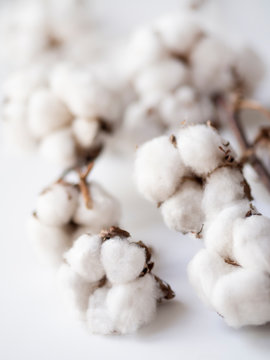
xmin=202 ymin=167 xmax=248 ymax=217
xmin=87 ymin=286 xmax=115 ymax=335
xmin=135 ymin=135 xmax=186 ymax=203
xmin=155 ymin=13 xmax=203 ymax=56
xmin=123 ymin=27 xmax=165 ymax=79
xmin=188 ymin=249 xmax=235 ymax=307
xmin=212 ymin=269 xmax=270 ymax=328
xmin=28 ymin=89 xmax=72 ymax=139
xmin=27 ymin=214 xmax=72 ymax=267
xmin=191 ymin=36 xmax=235 ymax=95
xmin=36 ymin=184 xmax=78 ymax=226
xmin=204 ymin=200 xmax=250 ymax=260
xmin=134 ymin=58 xmax=189 ymax=98
xmin=106 ymin=274 xmax=158 ymax=334
xmin=39 ymin=128 xmax=77 ymax=166
xmin=101 ymin=238 xmax=146 ymax=284
xmin=72 ymin=117 xmax=100 ymax=149
xmin=73 ymin=182 xmax=121 ymax=232
xmin=235 ymin=47 xmax=265 ymax=95
xmin=58 ymin=264 xmax=97 ymax=320
xmin=161 ymin=179 xmax=204 ymax=234
xmin=177 ymin=124 xmax=228 ymax=176
xmin=233 ymin=215 xmax=270 ymax=273
xmin=65 ymin=234 xmax=105 ymax=283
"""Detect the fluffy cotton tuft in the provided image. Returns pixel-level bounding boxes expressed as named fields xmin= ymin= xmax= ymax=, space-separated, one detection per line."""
xmin=36 ymin=183 xmax=78 ymax=226
xmin=188 ymin=249 xmax=235 ymax=307
xmin=212 ymin=269 xmax=270 ymax=328
xmin=106 ymin=274 xmax=158 ymax=334
xmin=161 ymin=179 xmax=204 ymax=233
xmin=135 ymin=135 xmax=186 ymax=203
xmin=64 ymin=234 xmax=105 ymax=282
xmin=233 ymin=215 xmax=270 ymax=272
xmin=58 ymin=263 xmax=98 ymax=320
xmin=101 ymin=238 xmax=146 ymax=284
xmin=202 ymin=167 xmax=247 ymax=218
xmin=177 ymin=125 xmax=231 ymax=176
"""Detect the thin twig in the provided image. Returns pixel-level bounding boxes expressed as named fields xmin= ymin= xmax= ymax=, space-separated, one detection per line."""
xmin=217 ymin=96 xmax=270 ymax=193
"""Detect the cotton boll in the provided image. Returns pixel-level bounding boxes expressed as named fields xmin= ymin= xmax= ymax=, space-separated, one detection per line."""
xmin=204 ymin=200 xmax=250 ymax=259
xmin=65 ymin=234 xmax=105 ymax=282
xmin=233 ymin=215 xmax=270 ymax=273
xmin=27 ymin=214 xmax=72 ymax=267
xmin=49 ymin=63 xmax=73 ymax=101
xmin=106 ymin=274 xmax=158 ymax=334
xmin=202 ymin=167 xmax=247 ymax=217
xmin=135 ymin=135 xmax=186 ymax=203
xmin=28 ymin=89 xmax=72 ymax=139
xmin=87 ymin=286 xmax=115 ymax=335
xmin=39 ymin=128 xmax=77 ymax=166
xmin=161 ymin=179 xmax=204 ymax=233
xmin=177 ymin=125 xmax=228 ymax=176
xmin=72 ymin=117 xmax=100 ymax=148
xmin=58 ymin=264 xmax=97 ymax=320
xmin=191 ymin=36 xmax=235 ymax=95
xmin=36 ymin=183 xmax=78 ymax=226
xmin=155 ymin=13 xmax=203 ymax=55
xmin=123 ymin=100 xmax=165 ymax=145
xmin=124 ymin=27 xmax=165 ymax=78
xmin=235 ymin=47 xmax=265 ymax=95
xmin=212 ymin=269 xmax=270 ymax=327
xmin=101 ymin=238 xmax=146 ymax=284
xmin=188 ymin=249 xmax=235 ymax=307
xmin=134 ymin=58 xmax=189 ymax=97
xmin=73 ymin=182 xmax=121 ymax=232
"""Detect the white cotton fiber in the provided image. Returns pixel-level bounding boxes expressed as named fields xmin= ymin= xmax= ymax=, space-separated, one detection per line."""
xmin=28 ymin=88 xmax=72 ymax=138
xmin=202 ymin=167 xmax=247 ymax=217
xmin=135 ymin=135 xmax=186 ymax=203
xmin=106 ymin=274 xmax=158 ymax=334
xmin=65 ymin=234 xmax=105 ymax=282
xmin=58 ymin=263 xmax=97 ymax=320
xmin=39 ymin=128 xmax=76 ymax=166
xmin=73 ymin=182 xmax=121 ymax=232
xmin=188 ymin=249 xmax=235 ymax=307
xmin=177 ymin=124 xmax=227 ymax=176
xmin=36 ymin=183 xmax=78 ymax=226
xmin=233 ymin=215 xmax=270 ymax=273
xmin=212 ymin=268 xmax=270 ymax=327
xmin=87 ymin=286 xmax=115 ymax=335
xmin=72 ymin=117 xmax=100 ymax=148
xmin=101 ymin=238 xmax=146 ymax=284
xmin=161 ymin=179 xmax=204 ymax=233
xmin=155 ymin=13 xmax=203 ymax=55
xmin=204 ymin=200 xmax=250 ymax=259
xmin=191 ymin=36 xmax=235 ymax=94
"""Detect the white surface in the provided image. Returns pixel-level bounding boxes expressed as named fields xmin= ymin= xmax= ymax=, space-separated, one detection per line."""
xmin=1 ymin=1 xmax=270 ymax=359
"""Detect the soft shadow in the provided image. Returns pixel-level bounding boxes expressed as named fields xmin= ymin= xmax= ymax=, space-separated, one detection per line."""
xmin=136 ymin=299 xmax=188 ymax=341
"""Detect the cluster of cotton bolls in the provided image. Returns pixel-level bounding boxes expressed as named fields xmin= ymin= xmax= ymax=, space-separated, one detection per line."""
xmin=121 ymin=11 xmax=264 ymax=145
xmin=135 ymin=123 xmax=270 ymax=328
xmin=58 ymin=226 xmax=175 ymax=334
xmin=2 ymin=62 xmax=123 ymax=165
xmin=0 ymin=0 xmax=101 ymax=69
xmin=28 ymin=167 xmax=121 ymax=267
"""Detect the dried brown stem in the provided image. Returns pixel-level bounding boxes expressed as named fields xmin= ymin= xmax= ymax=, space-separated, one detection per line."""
xmin=236 ymin=99 xmax=270 ymax=122
xmin=217 ymin=96 xmax=270 ymax=193
xmin=77 ymin=161 xmax=95 ymax=209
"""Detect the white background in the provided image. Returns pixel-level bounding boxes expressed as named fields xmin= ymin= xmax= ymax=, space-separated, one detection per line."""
xmin=1 ymin=1 xmax=270 ymax=359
